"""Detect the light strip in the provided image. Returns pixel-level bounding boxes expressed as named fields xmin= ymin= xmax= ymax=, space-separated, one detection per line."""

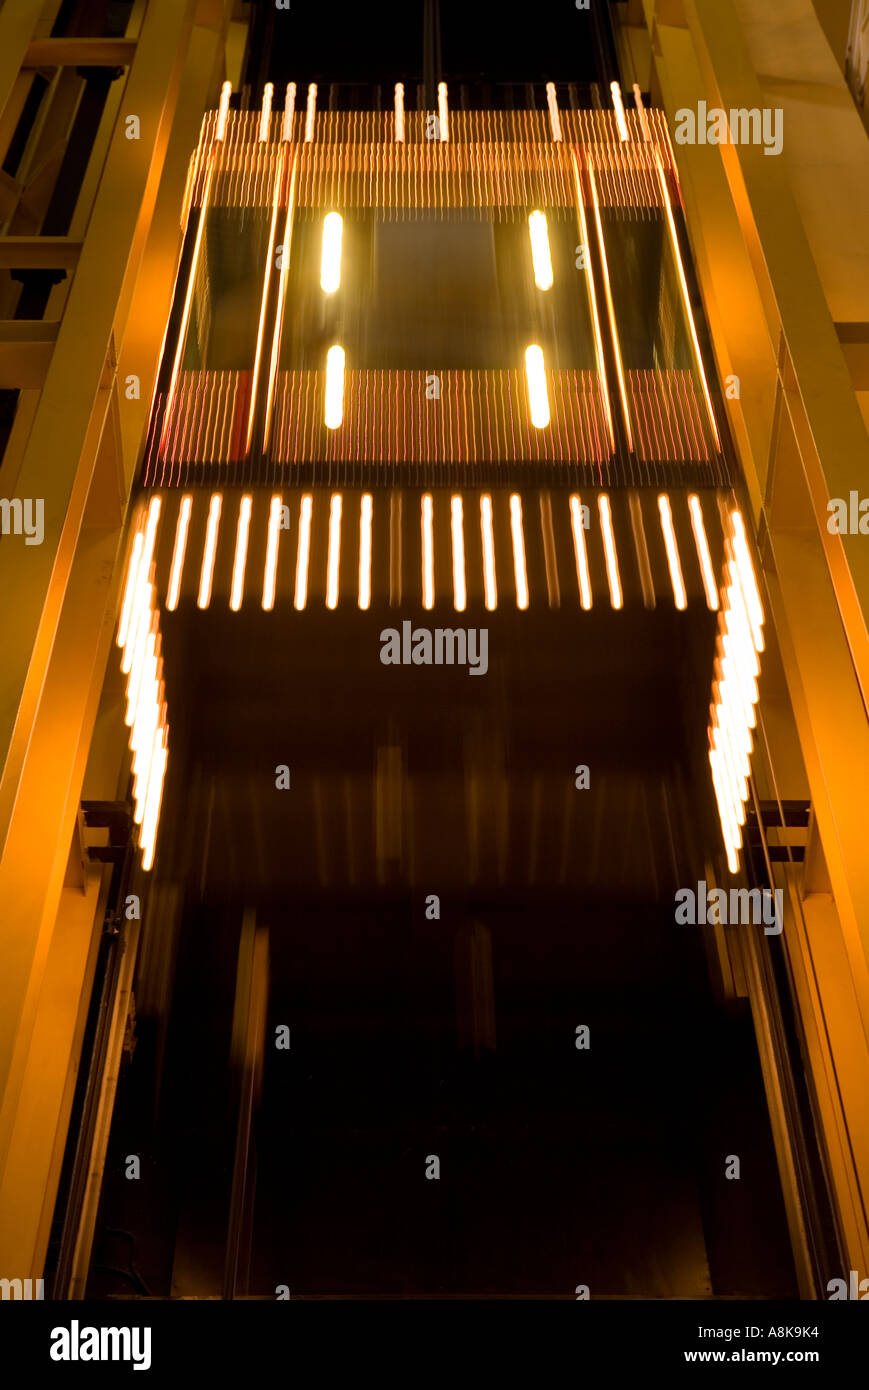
xmin=259 ymin=82 xmax=273 ymax=142
xmin=570 ymin=494 xmax=592 ymax=610
xmin=359 ymin=493 xmax=373 ymax=609
xmin=263 ymin=152 xmax=298 ymax=452
xmin=159 ymin=153 xmax=215 ymax=458
xmin=394 ymin=82 xmax=405 ymax=142
xmin=570 ymin=152 xmax=614 ymax=453
xmin=610 ymin=81 xmax=629 ymax=142
xmin=525 ymin=344 xmax=550 ymax=429
xmin=121 ymin=497 xmax=161 ymax=668
xmin=421 ymin=494 xmax=434 ymax=610
xmin=305 ymin=83 xmax=317 ymax=142
xmin=118 ymin=529 xmax=144 ymax=650
xmin=198 ymin=493 xmax=222 ymax=609
xmin=263 ymin=494 xmax=282 ymax=611
xmin=325 ymin=344 xmax=345 ymax=429
xmin=282 ymin=82 xmax=296 ymax=141
xmin=587 ymin=162 xmax=633 ymax=452
xmin=528 ymin=211 xmax=553 ymax=291
xmin=230 ymin=495 xmax=252 ymax=611
xmin=326 ymin=493 xmax=342 ymax=610
xmin=166 ymin=495 xmax=192 ymax=612
xmin=545 ymin=82 xmax=562 ymax=142
xmin=598 ymin=494 xmax=622 ymax=609
xmin=451 ymin=495 xmax=466 ymax=612
xmin=688 ymin=494 xmax=719 ymax=610
xmin=480 ymin=494 xmax=497 ymax=611
xmin=654 ymin=150 xmax=721 ymax=451
xmin=658 ymin=493 xmax=687 ymax=610
xmin=245 ymin=145 xmax=286 ymax=455
xmin=438 ymin=82 xmax=449 ymax=141
xmin=320 ymin=211 xmax=343 ymax=294
xmin=509 ymin=494 xmax=529 ymax=610
xmin=294 ymin=494 xmax=312 ymax=610
xmin=730 ymin=510 xmax=764 ymax=650
xmin=216 ymin=80 xmax=231 ymax=141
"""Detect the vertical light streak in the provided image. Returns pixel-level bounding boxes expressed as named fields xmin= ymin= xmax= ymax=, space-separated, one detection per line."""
xmin=230 ymin=495 xmax=252 ymax=611
xmin=451 ymin=495 xmax=466 ymax=612
xmin=216 ymin=80 xmax=231 ymax=141
xmin=438 ymin=81 xmax=449 ymax=141
xmin=325 ymin=344 xmax=346 ymax=429
xmin=730 ymin=509 xmax=764 ymax=650
xmin=166 ymin=494 xmax=192 ymax=612
xmin=263 ymin=152 xmax=298 ymax=453
xmin=570 ymin=494 xmax=592 ymax=610
xmin=259 ymin=82 xmax=273 ymax=141
xmin=394 ymin=82 xmax=405 ymax=142
xmin=121 ymin=497 xmax=161 ymax=669
xmin=658 ymin=493 xmax=687 ymax=610
xmin=528 ymin=211 xmax=554 ymax=291
xmin=359 ymin=493 xmax=373 ymax=609
xmin=545 ymin=82 xmax=563 ymax=141
xmin=305 ymin=83 xmax=317 ymax=142
xmin=421 ymin=494 xmax=435 ymax=610
xmin=598 ymin=494 xmax=622 ymax=609
xmin=118 ymin=529 xmax=144 ymax=649
xmin=688 ymin=494 xmax=719 ymax=610
xmin=141 ymin=734 xmax=168 ymax=872
xmin=159 ymin=153 xmax=216 ymax=458
xmin=610 ymin=81 xmax=629 ymax=141
xmin=245 ymin=145 xmax=286 ymax=455
xmin=326 ymin=493 xmax=342 ymax=609
xmin=509 ymin=494 xmax=529 ymax=610
xmin=320 ymin=211 xmax=343 ymax=293
xmin=524 ymin=344 xmax=550 ymax=429
xmin=587 ymin=162 xmax=633 ymax=452
xmin=263 ymin=494 xmax=282 ymax=611
xmin=654 ymin=150 xmax=721 ymax=451
xmin=570 ymin=152 xmax=614 ymax=453
xmin=198 ymin=493 xmax=222 ymax=610
xmin=294 ymin=494 xmax=312 ymax=610
xmin=480 ymin=494 xmax=497 ymax=611
xmin=282 ymin=81 xmax=296 ymax=141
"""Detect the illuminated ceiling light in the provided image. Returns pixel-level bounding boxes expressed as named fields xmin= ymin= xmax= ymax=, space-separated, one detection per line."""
xmin=166 ymin=495 xmax=192 ymax=612
xmin=118 ymin=529 xmax=144 ymax=649
xmin=451 ymin=495 xmax=466 ymax=612
xmin=263 ymin=494 xmax=283 ymax=612
xmin=598 ymin=494 xmax=622 ymax=609
xmin=570 ymin=494 xmax=592 ymax=610
xmin=121 ymin=496 xmax=161 ymax=668
xmin=632 ymin=83 xmax=652 ymax=142
xmin=294 ymin=494 xmax=313 ymax=610
xmin=437 ymin=82 xmax=449 ymax=141
xmin=394 ymin=82 xmax=405 ymax=142
xmin=230 ymin=495 xmax=252 ymax=611
xmin=509 ymin=494 xmax=529 ymax=610
xmin=216 ymin=80 xmax=231 ymax=141
xmin=124 ymin=597 xmax=153 ymax=722
xmin=730 ymin=510 xmax=764 ymax=650
xmin=688 ymin=494 xmax=719 ymax=611
xmin=198 ymin=493 xmax=222 ymax=610
xmin=421 ymin=494 xmax=435 ymax=610
xmin=305 ymin=83 xmax=317 ymax=141
xmin=587 ymin=163 xmax=633 ymax=452
xmin=320 ymin=211 xmax=343 ymax=293
xmin=545 ymin=82 xmax=563 ymax=142
xmin=325 ymin=344 xmax=345 ymax=429
xmin=610 ymin=81 xmax=629 ymax=142
xmin=709 ymin=748 xmax=740 ymax=874
xmin=326 ymin=493 xmax=342 ymax=610
xmin=524 ymin=344 xmax=550 ymax=429
xmin=528 ymin=211 xmax=554 ymax=291
xmin=282 ymin=81 xmax=296 ymax=141
xmin=658 ymin=493 xmax=687 ymax=610
xmin=359 ymin=494 xmax=373 ymax=610
xmin=570 ymin=153 xmax=614 ymax=454
xmin=259 ymin=82 xmax=273 ymax=141
xmin=140 ymin=732 xmax=168 ymax=872
xmin=480 ymin=495 xmax=497 ymax=611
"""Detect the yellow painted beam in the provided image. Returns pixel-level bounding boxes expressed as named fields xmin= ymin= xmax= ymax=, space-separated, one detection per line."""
xmin=23 ymin=38 xmax=138 ymax=69
xmin=0 ymin=237 xmax=82 ymax=269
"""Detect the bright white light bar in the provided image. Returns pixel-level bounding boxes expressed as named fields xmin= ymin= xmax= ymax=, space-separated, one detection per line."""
xmin=546 ymin=82 xmax=563 ymax=142
xmin=118 ymin=529 xmax=144 ymax=650
xmin=730 ymin=510 xmax=764 ymax=650
xmin=230 ymin=495 xmax=252 ymax=611
xmin=658 ymin=493 xmax=687 ymax=610
xmin=528 ymin=211 xmax=553 ymax=291
xmin=438 ymin=82 xmax=449 ymax=141
xmin=198 ymin=493 xmax=222 ymax=610
xmin=587 ymin=163 xmax=633 ymax=452
xmin=570 ymin=494 xmax=592 ymax=610
xmin=305 ymin=83 xmax=317 ymax=142
xmin=216 ymin=81 xmax=231 ymax=141
xmin=320 ymin=212 xmax=343 ymax=294
xmin=525 ymin=344 xmax=550 ymax=429
xmin=166 ymin=495 xmax=192 ymax=612
xmin=259 ymin=83 xmax=273 ymax=142
xmin=598 ymin=494 xmax=622 ymax=609
xmin=480 ymin=494 xmax=497 ymax=611
xmin=325 ymin=344 xmax=345 ymax=429
xmin=394 ymin=82 xmax=405 ymax=142
xmin=326 ymin=494 xmax=342 ymax=610
xmin=422 ymin=494 xmax=434 ymax=610
xmin=610 ymin=81 xmax=629 ymax=142
xmin=451 ymin=495 xmax=466 ymax=612
xmin=509 ymin=494 xmax=529 ymax=610
xmin=359 ymin=493 xmax=373 ymax=609
xmin=294 ymin=495 xmax=313 ymax=610
xmin=282 ymin=82 xmax=296 ymax=141
xmin=688 ymin=494 xmax=719 ymax=611
xmin=263 ymin=494 xmax=282 ymax=611
xmin=570 ymin=152 xmax=614 ymax=454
